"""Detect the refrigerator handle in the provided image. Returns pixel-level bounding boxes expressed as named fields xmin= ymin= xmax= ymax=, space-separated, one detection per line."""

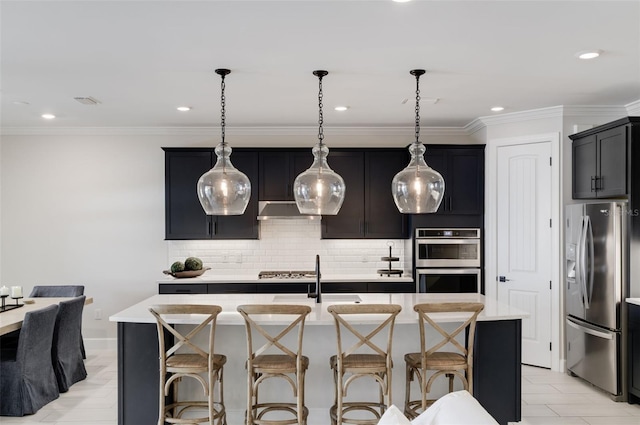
xmin=579 ymin=215 xmax=590 ymax=309
xmin=585 ymin=215 xmax=595 ymax=308
xmin=566 ymin=318 xmax=613 ymax=340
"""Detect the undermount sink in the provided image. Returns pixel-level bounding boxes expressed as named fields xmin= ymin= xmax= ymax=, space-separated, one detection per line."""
xmin=272 ymin=294 xmax=362 ymax=304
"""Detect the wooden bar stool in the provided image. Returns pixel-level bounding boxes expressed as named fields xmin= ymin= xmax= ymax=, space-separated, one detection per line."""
xmin=237 ymin=304 xmax=312 ymax=425
xmin=403 ymin=302 xmax=484 ymax=419
xmin=148 ymin=304 xmax=226 ymax=425
xmin=327 ymin=304 xmax=402 ymax=425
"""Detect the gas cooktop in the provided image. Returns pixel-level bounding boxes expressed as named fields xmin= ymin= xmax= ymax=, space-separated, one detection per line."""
xmin=258 ymin=271 xmax=316 ymax=279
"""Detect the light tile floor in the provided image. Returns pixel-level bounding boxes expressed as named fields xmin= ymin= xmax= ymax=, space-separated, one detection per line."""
xmin=1 ymin=349 xmax=639 ymax=424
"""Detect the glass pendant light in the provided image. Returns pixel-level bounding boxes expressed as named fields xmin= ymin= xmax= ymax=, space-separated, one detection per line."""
xmin=197 ymin=69 xmax=251 ymax=215
xmin=392 ymin=69 xmax=445 ymax=214
xmin=293 ymin=70 xmax=346 ymax=215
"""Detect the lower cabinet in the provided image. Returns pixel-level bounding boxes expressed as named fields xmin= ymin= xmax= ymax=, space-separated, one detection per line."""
xmin=159 ymin=281 xmax=415 ymax=294
xmin=629 ymin=303 xmax=640 ymax=403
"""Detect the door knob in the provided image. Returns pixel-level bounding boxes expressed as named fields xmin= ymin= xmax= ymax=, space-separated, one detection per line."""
xmin=498 ymin=276 xmax=512 ymax=282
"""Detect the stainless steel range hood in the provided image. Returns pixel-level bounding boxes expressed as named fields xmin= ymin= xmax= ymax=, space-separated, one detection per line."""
xmin=257 ymin=201 xmax=320 ymax=220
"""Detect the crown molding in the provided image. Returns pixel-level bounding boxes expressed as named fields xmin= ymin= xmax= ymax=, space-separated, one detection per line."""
xmin=561 ymin=105 xmax=628 ymax=117
xmin=477 ymin=105 xmax=564 ymax=126
xmin=1 ymin=125 xmax=470 ymax=137
xmin=626 ymin=99 xmax=640 ymax=116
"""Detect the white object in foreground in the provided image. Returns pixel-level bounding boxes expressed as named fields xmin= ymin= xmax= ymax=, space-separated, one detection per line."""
xmin=378 ymin=391 xmax=499 ymax=425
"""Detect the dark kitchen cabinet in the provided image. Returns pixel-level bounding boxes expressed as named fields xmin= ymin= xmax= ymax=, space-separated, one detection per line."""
xmin=571 ymin=124 xmax=627 ymax=199
xmin=424 ymin=146 xmax=484 ymax=215
xmin=629 ymin=303 xmax=640 ymax=403
xmin=322 ymin=149 xmax=409 ymax=239
xmin=258 ymin=150 xmax=311 ymax=201
xmin=163 ymin=148 xmax=259 ymax=240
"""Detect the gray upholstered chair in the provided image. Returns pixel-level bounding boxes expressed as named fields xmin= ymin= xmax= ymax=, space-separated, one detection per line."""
xmin=29 ymin=285 xmax=86 ymax=358
xmin=52 ymin=296 xmax=87 ymax=392
xmin=0 ymin=304 xmax=60 ymax=416
xmin=29 ymin=285 xmax=84 ymax=297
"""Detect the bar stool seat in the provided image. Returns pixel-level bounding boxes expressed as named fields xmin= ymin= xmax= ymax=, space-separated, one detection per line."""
xmin=253 ymin=354 xmax=310 ymax=371
xmin=330 ymin=353 xmax=387 ymax=370
xmin=404 ymin=352 xmax=467 ymax=368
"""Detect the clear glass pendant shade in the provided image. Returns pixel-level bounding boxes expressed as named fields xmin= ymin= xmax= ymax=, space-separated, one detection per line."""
xmin=293 ymin=142 xmax=345 ymax=215
xmin=197 ymin=143 xmax=251 ymax=215
xmin=392 ymin=141 xmax=445 ymax=214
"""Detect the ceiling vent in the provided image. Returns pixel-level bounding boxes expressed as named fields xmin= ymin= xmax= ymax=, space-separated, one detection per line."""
xmin=74 ymin=96 xmax=101 ymax=105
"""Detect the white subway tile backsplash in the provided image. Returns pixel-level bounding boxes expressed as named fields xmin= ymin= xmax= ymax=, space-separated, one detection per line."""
xmin=167 ymin=220 xmax=411 ymax=276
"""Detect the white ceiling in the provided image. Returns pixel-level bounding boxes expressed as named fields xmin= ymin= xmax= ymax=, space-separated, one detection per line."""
xmin=2 ymin=0 xmax=639 ymax=130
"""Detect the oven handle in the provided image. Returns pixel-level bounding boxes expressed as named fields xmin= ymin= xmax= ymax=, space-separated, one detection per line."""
xmin=416 ymin=238 xmax=480 ymax=245
xmin=415 ymin=268 xmax=481 ymax=275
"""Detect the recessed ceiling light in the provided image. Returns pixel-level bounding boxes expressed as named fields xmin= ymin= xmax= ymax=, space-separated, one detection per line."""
xmin=392 ymin=0 xmax=412 ymax=3
xmin=576 ymin=50 xmax=602 ymax=60
xmin=41 ymin=113 xmax=56 ymax=119
xmin=177 ymin=106 xmax=192 ymax=112
xmin=491 ymin=106 xmax=505 ymax=112
xmin=334 ymin=106 xmax=349 ymax=112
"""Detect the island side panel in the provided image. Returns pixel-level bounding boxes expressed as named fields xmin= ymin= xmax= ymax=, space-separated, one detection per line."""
xmin=118 ymin=322 xmax=161 ymax=425
xmin=473 ymin=319 xmax=522 ymax=425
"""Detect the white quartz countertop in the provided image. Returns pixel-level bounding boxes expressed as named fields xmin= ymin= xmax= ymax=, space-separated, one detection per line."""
xmin=110 ymin=293 xmax=528 ymax=325
xmin=626 ymin=298 xmax=640 ymax=306
xmin=158 ymin=272 xmax=413 ymax=284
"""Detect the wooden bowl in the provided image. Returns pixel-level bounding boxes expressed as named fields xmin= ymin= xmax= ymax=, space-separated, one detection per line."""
xmin=163 ymin=267 xmax=211 ymax=279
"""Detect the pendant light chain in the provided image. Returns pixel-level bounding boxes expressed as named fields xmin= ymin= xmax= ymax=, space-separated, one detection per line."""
xmin=414 ymin=72 xmax=421 ymax=143
xmin=220 ymin=74 xmax=226 ymax=147
xmin=317 ymin=74 xmax=324 ymax=146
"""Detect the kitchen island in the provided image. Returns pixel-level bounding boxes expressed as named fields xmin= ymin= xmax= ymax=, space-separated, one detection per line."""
xmin=110 ymin=293 xmax=526 ymax=425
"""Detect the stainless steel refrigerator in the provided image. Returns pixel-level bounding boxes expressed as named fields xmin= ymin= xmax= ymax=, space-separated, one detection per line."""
xmin=565 ymin=201 xmax=628 ymax=400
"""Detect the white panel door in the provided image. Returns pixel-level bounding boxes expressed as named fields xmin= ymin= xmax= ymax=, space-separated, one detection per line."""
xmin=497 ymin=141 xmax=552 ymax=368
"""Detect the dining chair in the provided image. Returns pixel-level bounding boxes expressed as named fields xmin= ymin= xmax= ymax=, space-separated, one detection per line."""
xmin=403 ymin=302 xmax=484 ymax=419
xmin=0 ymin=304 xmax=60 ymax=416
xmin=29 ymin=285 xmax=86 ymax=359
xmin=327 ymin=303 xmax=402 ymax=425
xmin=148 ymin=304 xmax=227 ymax=425
xmin=52 ymin=296 xmax=87 ymax=392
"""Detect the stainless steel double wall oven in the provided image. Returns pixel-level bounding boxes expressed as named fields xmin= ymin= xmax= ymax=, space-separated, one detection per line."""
xmin=414 ymin=228 xmax=482 ymax=293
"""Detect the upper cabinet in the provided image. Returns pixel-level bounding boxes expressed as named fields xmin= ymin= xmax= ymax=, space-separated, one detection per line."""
xmin=425 ymin=146 xmax=485 ymax=215
xmin=258 ymin=150 xmax=311 ymax=201
xmin=571 ymin=123 xmax=629 ymax=199
xmin=322 ymin=149 xmax=409 ymax=239
xmin=163 ymin=148 xmax=259 ymax=240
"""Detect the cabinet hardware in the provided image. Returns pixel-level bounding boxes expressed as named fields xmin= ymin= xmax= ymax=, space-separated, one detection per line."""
xmin=591 ymin=176 xmax=596 ymax=191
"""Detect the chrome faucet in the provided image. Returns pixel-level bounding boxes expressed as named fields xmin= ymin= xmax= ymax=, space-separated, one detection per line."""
xmin=307 ymin=254 xmax=321 ymax=303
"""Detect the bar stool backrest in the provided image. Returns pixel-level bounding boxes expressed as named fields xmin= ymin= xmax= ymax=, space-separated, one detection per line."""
xmin=148 ymin=304 xmax=222 ymax=368
xmin=328 ymin=304 xmax=402 ymax=363
xmin=237 ymin=304 xmax=311 ymax=363
xmin=414 ymin=302 xmax=485 ymax=365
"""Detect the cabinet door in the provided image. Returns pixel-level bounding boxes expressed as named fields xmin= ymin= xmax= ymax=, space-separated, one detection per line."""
xmin=424 ymin=147 xmax=449 ymax=214
xmin=365 ymin=150 xmax=408 ymax=238
xmin=158 ymin=284 xmax=208 ymax=294
xmin=425 ymin=147 xmax=484 ymax=215
xmin=259 ymin=151 xmax=312 ymax=201
xmin=213 ymin=150 xmax=259 ymax=239
xmin=629 ymin=304 xmax=640 ymax=399
xmin=447 ymin=149 xmax=484 ymax=214
xmin=164 ymin=149 xmax=213 ymax=239
xmin=322 ymin=151 xmax=366 ymax=238
xmin=259 ymin=152 xmax=292 ymax=200
xmin=208 ymin=283 xmax=257 ymax=294
xmin=572 ymin=135 xmax=597 ymax=199
xmin=597 ymin=127 xmax=627 ymax=198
